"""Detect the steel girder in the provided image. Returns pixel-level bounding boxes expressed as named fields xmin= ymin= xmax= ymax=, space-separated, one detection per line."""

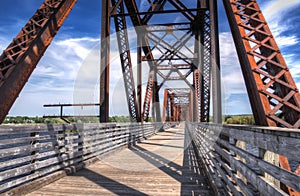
xmin=223 ymin=0 xmax=300 ymax=195
xmin=162 ymin=88 xmax=190 ymax=122
xmin=123 ymin=0 xmax=162 ymax=122
xmin=162 ymin=89 xmax=169 ymax=122
xmin=223 ymin=0 xmax=300 ymax=128
xmin=115 ymin=0 xmax=221 ymax=123
xmin=194 ymin=69 xmax=201 ymax=122
xmin=100 ymin=0 xmax=111 ymax=122
xmin=111 ymin=0 xmax=141 ymax=122
xmin=0 ymin=0 xmax=77 ymax=124
xmin=193 ymin=9 xmax=213 ymax=123
xmin=143 ymin=71 xmax=154 ymax=122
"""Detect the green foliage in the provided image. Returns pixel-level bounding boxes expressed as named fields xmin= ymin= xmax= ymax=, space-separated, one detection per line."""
xmin=3 ymin=116 xmax=133 ymax=124
xmin=4 ymin=115 xmax=255 ymax=125
xmin=3 ymin=116 xmax=64 ymax=124
xmin=109 ymin=116 xmax=131 ymax=123
xmin=223 ymin=115 xmax=255 ymax=125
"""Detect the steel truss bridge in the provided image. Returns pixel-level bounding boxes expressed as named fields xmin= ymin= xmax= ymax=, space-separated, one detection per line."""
xmin=0 ymin=0 xmax=299 ymax=195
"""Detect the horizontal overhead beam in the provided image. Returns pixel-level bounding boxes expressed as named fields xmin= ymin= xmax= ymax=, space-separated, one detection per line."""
xmin=111 ymin=8 xmax=205 ymax=17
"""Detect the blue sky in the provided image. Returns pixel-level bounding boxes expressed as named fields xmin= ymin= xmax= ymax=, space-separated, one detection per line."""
xmin=0 ymin=0 xmax=299 ymax=117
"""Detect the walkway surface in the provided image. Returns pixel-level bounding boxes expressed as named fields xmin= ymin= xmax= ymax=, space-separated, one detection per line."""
xmin=29 ymin=124 xmax=213 ymax=195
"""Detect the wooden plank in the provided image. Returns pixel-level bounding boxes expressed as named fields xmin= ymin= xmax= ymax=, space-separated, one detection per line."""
xmin=212 ymin=141 xmax=288 ymax=195
xmin=0 ymin=123 xmax=159 ymax=194
xmin=0 ymin=150 xmax=61 ymax=169
xmin=189 ymin=124 xmax=295 ymax=195
xmin=25 ymin=126 xmax=213 ymax=196
xmin=217 ymin=138 xmax=300 ymax=192
xmin=201 ymin=125 xmax=300 ymax=161
xmin=188 ymin=133 xmax=228 ymax=194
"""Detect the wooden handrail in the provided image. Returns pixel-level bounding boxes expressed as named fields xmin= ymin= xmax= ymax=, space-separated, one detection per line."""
xmin=0 ymin=122 xmax=171 ymax=194
xmin=187 ymin=122 xmax=300 ymax=195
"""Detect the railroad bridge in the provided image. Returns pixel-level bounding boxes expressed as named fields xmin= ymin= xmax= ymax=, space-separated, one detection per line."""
xmin=0 ymin=0 xmax=300 ymax=195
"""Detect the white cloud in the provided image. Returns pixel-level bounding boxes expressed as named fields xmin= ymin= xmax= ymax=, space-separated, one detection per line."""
xmin=8 ymin=36 xmax=100 ymax=116
xmin=55 ymin=37 xmax=99 ymax=60
xmin=262 ymin=0 xmax=300 ymax=20
xmin=4 ymin=1 xmax=300 ymax=117
xmin=261 ymin=0 xmax=300 ymax=47
xmin=219 ymin=32 xmax=251 ymax=114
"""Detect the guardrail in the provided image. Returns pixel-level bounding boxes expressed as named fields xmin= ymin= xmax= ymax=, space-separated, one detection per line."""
xmin=187 ymin=122 xmax=300 ymax=196
xmin=0 ymin=122 xmax=164 ymax=195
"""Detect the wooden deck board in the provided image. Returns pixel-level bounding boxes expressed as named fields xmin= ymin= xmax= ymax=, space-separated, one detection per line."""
xmin=29 ymin=124 xmax=213 ymax=196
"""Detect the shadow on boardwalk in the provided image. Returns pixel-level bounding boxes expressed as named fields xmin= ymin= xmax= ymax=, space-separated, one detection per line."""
xmin=29 ymin=126 xmax=213 ymax=195
xmin=129 ymin=128 xmax=212 ymax=195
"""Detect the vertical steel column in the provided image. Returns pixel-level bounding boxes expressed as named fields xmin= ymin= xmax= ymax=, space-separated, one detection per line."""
xmin=210 ymin=0 xmax=222 ymax=123
xmin=191 ymin=0 xmax=204 ymax=122
xmin=112 ymin=0 xmax=140 ymax=122
xmin=137 ymin=34 xmax=143 ymax=122
xmin=190 ymin=90 xmax=194 ymax=122
xmin=143 ymin=71 xmax=154 ymax=122
xmin=100 ymin=0 xmax=111 ymax=123
xmin=162 ymin=89 xmax=168 ymax=122
xmin=152 ymin=72 xmax=161 ymax=122
xmin=193 ymin=70 xmax=201 ymax=122
xmin=194 ymin=7 xmax=213 ymax=123
xmin=170 ymin=94 xmax=175 ymax=121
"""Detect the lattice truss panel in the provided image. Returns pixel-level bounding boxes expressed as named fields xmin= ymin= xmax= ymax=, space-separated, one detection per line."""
xmin=199 ymin=11 xmax=214 ymax=122
xmin=111 ymin=0 xmax=140 ymax=122
xmin=143 ymin=71 xmax=154 ymax=122
xmin=108 ymin=0 xmax=214 ymax=122
xmin=227 ymin=0 xmax=300 ymax=128
xmin=162 ymin=88 xmax=191 ymax=122
xmin=0 ymin=0 xmax=77 ymax=123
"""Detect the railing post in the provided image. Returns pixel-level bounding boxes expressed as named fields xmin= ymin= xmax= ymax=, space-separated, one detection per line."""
xmin=30 ymin=131 xmax=39 ymax=176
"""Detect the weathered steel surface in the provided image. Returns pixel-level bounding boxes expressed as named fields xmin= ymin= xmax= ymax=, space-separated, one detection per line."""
xmin=100 ymin=0 xmax=111 ymax=123
xmin=162 ymin=88 xmax=191 ymax=122
xmin=0 ymin=0 xmax=77 ymax=124
xmin=223 ymin=0 xmax=300 ymax=128
xmin=100 ymin=1 xmax=221 ymax=122
xmin=111 ymin=0 xmax=141 ymax=122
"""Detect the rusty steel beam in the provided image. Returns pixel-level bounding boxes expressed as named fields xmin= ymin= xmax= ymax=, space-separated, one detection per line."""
xmin=162 ymin=89 xmax=169 ymax=122
xmin=201 ymin=8 xmax=212 ymax=123
xmin=143 ymin=71 xmax=154 ymax=122
xmin=141 ymin=0 xmax=167 ymax=24
xmin=111 ymin=8 xmax=205 ymax=17
xmin=137 ymin=34 xmax=143 ymax=122
xmin=168 ymin=0 xmax=195 ymax=21
xmin=0 ymin=0 xmax=76 ymax=124
xmin=124 ymin=0 xmax=162 ymax=122
xmin=223 ymin=0 xmax=300 ymax=194
xmin=111 ymin=0 xmax=140 ymax=122
xmin=100 ymin=0 xmax=111 ymax=123
xmin=162 ymin=88 xmax=191 ymax=122
xmin=193 ymin=2 xmax=213 ymax=123
xmin=194 ymin=69 xmax=201 ymax=122
xmin=210 ymin=0 xmax=222 ymax=124
xmin=223 ymin=0 xmax=300 ymax=128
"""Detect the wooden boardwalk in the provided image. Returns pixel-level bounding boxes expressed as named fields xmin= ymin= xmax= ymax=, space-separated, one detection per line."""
xmin=29 ymin=124 xmax=213 ymax=196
